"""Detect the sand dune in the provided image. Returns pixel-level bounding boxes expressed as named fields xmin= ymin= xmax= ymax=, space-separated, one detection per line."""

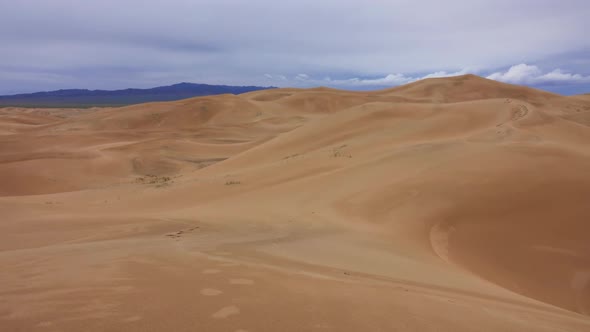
xmin=1 ymin=75 xmax=590 ymax=331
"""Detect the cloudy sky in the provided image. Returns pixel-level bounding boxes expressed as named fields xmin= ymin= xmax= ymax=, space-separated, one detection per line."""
xmin=1 ymin=0 xmax=589 ymax=95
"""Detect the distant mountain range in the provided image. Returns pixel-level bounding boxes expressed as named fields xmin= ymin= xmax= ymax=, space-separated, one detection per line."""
xmin=0 ymin=83 xmax=276 ymax=108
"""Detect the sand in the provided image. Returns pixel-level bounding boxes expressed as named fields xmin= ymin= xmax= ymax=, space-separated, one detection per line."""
xmin=1 ymin=74 xmax=590 ymax=331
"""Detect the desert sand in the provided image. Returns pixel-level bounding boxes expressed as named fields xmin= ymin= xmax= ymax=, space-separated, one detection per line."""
xmin=1 ymin=74 xmax=590 ymax=331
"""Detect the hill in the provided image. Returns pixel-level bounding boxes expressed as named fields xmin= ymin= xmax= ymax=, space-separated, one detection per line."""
xmin=0 ymin=82 xmax=275 ymax=108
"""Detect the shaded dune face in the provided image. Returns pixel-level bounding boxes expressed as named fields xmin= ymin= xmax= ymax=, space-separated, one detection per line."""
xmin=1 ymin=75 xmax=590 ymax=330
xmin=413 ymin=147 xmax=590 ymax=314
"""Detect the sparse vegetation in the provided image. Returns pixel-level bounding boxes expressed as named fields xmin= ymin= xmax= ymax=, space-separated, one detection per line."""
xmin=136 ymin=174 xmax=173 ymax=186
xmin=283 ymin=153 xmax=300 ymax=160
xmin=330 ymin=144 xmax=352 ymax=158
xmin=225 ymin=180 xmax=241 ymax=185
xmin=149 ymin=112 xmax=162 ymax=121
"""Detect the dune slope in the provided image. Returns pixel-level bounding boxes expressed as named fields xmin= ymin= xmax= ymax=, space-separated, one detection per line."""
xmin=1 ymin=75 xmax=590 ymax=331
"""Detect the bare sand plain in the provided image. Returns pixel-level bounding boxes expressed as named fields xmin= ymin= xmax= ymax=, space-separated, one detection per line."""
xmin=1 ymin=75 xmax=590 ymax=331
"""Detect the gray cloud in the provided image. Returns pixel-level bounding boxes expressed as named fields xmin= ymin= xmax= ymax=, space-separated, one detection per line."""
xmin=0 ymin=0 xmax=589 ymax=94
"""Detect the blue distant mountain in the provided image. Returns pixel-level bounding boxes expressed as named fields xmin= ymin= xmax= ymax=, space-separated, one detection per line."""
xmin=0 ymin=83 xmax=276 ymax=108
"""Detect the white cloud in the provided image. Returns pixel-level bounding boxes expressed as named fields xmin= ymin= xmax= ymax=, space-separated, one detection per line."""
xmin=294 ymin=65 xmax=590 ymax=89
xmin=295 ymin=73 xmax=310 ymax=81
xmin=329 ymin=74 xmax=410 ymax=86
xmin=422 ymin=68 xmax=472 ymax=79
xmin=538 ymin=69 xmax=588 ymax=83
xmin=487 ymin=64 xmax=590 ymax=85
xmin=300 ymin=68 xmax=474 ymax=87
xmin=264 ymin=74 xmax=288 ymax=82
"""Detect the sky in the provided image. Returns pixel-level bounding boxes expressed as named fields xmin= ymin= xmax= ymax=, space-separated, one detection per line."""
xmin=0 ymin=0 xmax=589 ymax=95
